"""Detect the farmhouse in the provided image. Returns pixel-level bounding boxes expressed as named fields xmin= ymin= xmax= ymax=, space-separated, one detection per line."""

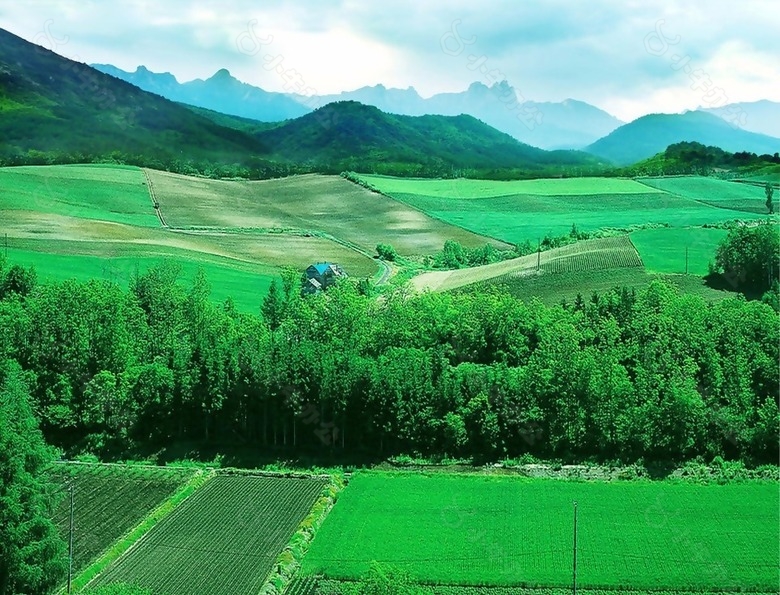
xmin=302 ymin=262 xmax=347 ymax=294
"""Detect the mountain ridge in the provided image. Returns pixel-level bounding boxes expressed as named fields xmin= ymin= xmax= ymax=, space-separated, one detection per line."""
xmin=585 ymin=110 xmax=780 ymax=165
xmin=91 ymin=63 xmax=625 ymax=149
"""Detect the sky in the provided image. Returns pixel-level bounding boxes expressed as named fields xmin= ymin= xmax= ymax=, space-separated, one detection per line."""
xmin=1 ymin=0 xmax=778 ymax=121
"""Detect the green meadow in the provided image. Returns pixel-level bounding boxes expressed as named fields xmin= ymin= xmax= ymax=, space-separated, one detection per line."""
xmin=301 ymin=472 xmax=779 ymax=590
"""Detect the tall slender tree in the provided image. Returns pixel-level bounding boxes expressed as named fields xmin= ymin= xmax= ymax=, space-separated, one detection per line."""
xmin=0 ymin=359 xmax=67 ymax=595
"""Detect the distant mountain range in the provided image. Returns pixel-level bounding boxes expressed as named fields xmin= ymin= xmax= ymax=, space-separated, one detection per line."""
xmin=92 ymin=64 xmax=780 ymax=159
xmin=699 ymin=100 xmax=780 ymax=138
xmin=585 ymin=110 xmax=780 ymax=165
xmin=0 ymin=28 xmax=597 ymax=175
xmin=294 ymin=81 xmax=625 ymax=150
xmin=92 ymin=64 xmax=624 ymax=150
xmin=3 ymin=31 xmax=778 ymax=173
xmin=92 ymin=64 xmax=310 ymax=122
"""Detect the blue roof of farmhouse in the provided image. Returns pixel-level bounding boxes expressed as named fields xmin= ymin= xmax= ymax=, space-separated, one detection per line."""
xmin=312 ymin=263 xmax=332 ymax=274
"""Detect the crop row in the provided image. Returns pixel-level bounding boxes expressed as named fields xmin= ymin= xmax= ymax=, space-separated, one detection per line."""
xmin=48 ymin=464 xmax=189 ymax=574
xmin=302 ymin=581 xmax=780 ymax=595
xmin=94 ymin=475 xmax=327 ymax=595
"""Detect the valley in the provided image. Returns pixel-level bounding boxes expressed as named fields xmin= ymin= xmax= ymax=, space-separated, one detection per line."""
xmin=0 ymin=13 xmax=778 ymax=595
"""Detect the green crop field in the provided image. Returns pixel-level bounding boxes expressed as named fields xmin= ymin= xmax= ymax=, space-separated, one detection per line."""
xmin=637 ymin=176 xmax=770 ymax=214
xmin=291 ymin=579 xmax=779 ymax=595
xmin=300 ymin=473 xmax=779 ymax=590
xmin=359 ymin=175 xmax=660 ymax=198
xmin=4 ymin=245 xmax=278 ymax=311
xmin=0 ymin=164 xmax=159 ymax=227
xmin=47 ymin=464 xmax=192 ymax=576
xmin=359 ymin=175 xmax=764 ymax=245
xmin=94 ymin=475 xmax=327 ymax=595
xmin=630 ymin=227 xmax=729 ymax=275
xmin=0 ymin=165 xmax=383 ymax=310
xmin=412 ymin=236 xmax=641 ymax=293
xmin=147 ymin=170 xmax=505 ymax=255
xmin=469 ymin=268 xmax=731 ymax=305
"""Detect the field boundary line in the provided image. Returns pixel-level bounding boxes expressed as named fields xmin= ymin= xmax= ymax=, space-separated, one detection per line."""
xmin=343 ymin=172 xmax=513 ymax=249
xmin=626 ymin=234 xmax=645 ymax=268
xmin=261 ymin=476 xmax=346 ymax=595
xmin=68 ymin=468 xmax=215 ymax=593
xmin=142 ymin=168 xmax=169 ymax=228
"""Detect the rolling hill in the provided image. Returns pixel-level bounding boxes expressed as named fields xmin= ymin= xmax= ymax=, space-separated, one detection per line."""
xmin=296 ymin=81 xmax=624 ymax=149
xmin=586 ymin=110 xmax=780 ymax=165
xmin=254 ymin=100 xmax=600 ymax=172
xmin=0 ymin=28 xmax=268 ymax=164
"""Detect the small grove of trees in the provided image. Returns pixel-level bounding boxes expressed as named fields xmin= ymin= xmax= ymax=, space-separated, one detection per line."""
xmin=376 ymin=244 xmax=398 ymax=261
xmin=714 ymin=222 xmax=779 ymax=295
xmin=0 ymin=359 xmax=67 ymax=595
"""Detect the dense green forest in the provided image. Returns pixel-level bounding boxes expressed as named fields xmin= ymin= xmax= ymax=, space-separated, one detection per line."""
xmin=0 ymin=235 xmax=777 ymax=466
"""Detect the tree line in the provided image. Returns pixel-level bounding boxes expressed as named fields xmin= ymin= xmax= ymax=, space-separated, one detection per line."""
xmin=0 ymin=252 xmax=777 ymax=466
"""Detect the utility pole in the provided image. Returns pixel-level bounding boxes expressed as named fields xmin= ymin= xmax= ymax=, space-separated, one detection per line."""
xmin=572 ymin=501 xmax=578 ymax=595
xmin=67 ymin=482 xmax=74 ymax=594
xmin=685 ymin=246 xmax=688 ymax=275
xmin=537 ymin=238 xmax=541 ymax=271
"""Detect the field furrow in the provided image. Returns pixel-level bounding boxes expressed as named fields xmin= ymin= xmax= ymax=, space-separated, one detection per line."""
xmin=94 ymin=474 xmax=327 ymax=595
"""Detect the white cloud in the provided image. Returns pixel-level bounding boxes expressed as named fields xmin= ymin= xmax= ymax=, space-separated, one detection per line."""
xmin=0 ymin=0 xmax=777 ymax=121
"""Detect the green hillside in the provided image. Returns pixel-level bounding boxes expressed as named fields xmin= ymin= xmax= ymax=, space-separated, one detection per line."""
xmin=0 ymin=28 xmax=268 ymax=165
xmin=587 ymin=111 xmax=780 ymax=165
xmin=256 ymin=101 xmax=601 ymax=175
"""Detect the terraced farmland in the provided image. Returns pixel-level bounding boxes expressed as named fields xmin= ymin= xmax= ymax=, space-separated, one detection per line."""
xmin=47 ymin=464 xmax=192 ymax=575
xmin=300 ymin=473 xmax=780 ymax=590
xmin=93 ymin=475 xmax=327 ymax=595
xmin=291 ymin=580 xmax=780 ymax=595
xmin=538 ymin=235 xmax=642 ymax=274
xmin=412 ymin=236 xmax=642 ymax=292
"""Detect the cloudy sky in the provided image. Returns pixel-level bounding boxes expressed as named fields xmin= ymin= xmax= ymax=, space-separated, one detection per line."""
xmin=2 ymin=0 xmax=778 ymax=121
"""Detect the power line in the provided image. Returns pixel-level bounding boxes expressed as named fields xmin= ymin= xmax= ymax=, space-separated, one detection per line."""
xmin=67 ymin=482 xmax=74 ymax=594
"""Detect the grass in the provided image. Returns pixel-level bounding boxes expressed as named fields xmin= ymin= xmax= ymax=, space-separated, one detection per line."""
xmin=630 ymin=227 xmax=729 ymax=275
xmin=46 ymin=463 xmax=193 ymax=579
xmin=4 ymin=245 xmax=277 ymax=312
xmin=147 ymin=170 xmax=506 ymax=255
xmin=637 ymin=176 xmax=770 ymax=214
xmin=0 ymin=164 xmax=159 ymax=227
xmin=300 ymin=472 xmax=779 ymax=590
xmin=93 ymin=475 xmax=327 ymax=595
